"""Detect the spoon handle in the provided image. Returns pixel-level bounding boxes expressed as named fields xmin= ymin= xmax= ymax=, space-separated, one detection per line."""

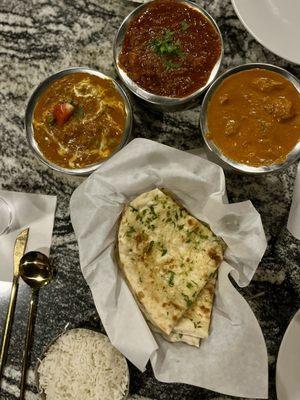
xmin=19 ymin=290 xmax=38 ymax=400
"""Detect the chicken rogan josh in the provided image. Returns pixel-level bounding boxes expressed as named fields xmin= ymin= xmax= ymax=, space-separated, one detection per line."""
xmin=206 ymin=69 xmax=300 ymax=167
xmin=118 ymin=0 xmax=221 ymax=98
xmin=33 ymin=73 xmax=126 ymax=169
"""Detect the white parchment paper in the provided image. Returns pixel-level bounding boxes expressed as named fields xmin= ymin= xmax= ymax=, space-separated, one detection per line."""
xmin=70 ymin=139 xmax=268 ymax=399
xmin=0 ymin=190 xmax=57 ymax=283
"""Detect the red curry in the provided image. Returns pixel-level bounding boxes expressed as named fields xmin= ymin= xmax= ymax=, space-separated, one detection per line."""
xmin=119 ymin=0 xmax=221 ymax=98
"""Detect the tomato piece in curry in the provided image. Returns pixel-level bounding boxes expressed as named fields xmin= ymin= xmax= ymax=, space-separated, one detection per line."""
xmin=33 ymin=73 xmax=126 ymax=169
xmin=119 ymin=0 xmax=221 ymax=98
xmin=206 ymin=69 xmax=300 ymax=167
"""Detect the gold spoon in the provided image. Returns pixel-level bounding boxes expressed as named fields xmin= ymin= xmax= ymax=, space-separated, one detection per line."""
xmin=19 ymin=251 xmax=53 ymax=400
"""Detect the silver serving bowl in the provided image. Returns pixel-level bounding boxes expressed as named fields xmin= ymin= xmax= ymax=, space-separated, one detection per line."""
xmin=25 ymin=67 xmax=133 ymax=176
xmin=200 ymin=63 xmax=300 ymax=174
xmin=35 ymin=327 xmax=130 ymax=400
xmin=113 ymin=0 xmax=223 ymax=112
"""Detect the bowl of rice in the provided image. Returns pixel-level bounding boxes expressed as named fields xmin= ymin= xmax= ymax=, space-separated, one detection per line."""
xmin=36 ymin=328 xmax=129 ymax=400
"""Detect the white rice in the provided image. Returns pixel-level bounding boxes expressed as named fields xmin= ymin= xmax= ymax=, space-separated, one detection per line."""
xmin=38 ymin=329 xmax=129 ymax=400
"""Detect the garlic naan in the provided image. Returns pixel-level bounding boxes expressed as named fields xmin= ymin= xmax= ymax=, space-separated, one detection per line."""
xmin=163 ymin=332 xmax=201 ymax=347
xmin=117 ymin=189 xmax=224 ymax=336
xmin=173 ymin=275 xmax=217 ymax=339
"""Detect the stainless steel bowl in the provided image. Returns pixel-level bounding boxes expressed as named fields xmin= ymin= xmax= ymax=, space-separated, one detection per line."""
xmin=25 ymin=67 xmax=133 ymax=176
xmin=113 ymin=0 xmax=223 ymax=112
xmin=200 ymin=63 xmax=300 ymax=174
xmin=35 ymin=327 xmax=130 ymax=400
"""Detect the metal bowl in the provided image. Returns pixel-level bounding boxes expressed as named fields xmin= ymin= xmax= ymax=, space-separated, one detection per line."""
xmin=200 ymin=63 xmax=300 ymax=174
xmin=35 ymin=327 xmax=130 ymax=400
xmin=25 ymin=67 xmax=133 ymax=176
xmin=113 ymin=0 xmax=223 ymax=112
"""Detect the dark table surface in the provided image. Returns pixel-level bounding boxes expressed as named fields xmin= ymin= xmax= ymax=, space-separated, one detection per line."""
xmin=0 ymin=0 xmax=299 ymax=399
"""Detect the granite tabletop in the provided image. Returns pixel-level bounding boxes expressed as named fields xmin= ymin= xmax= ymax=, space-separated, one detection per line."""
xmin=0 ymin=0 xmax=299 ymax=399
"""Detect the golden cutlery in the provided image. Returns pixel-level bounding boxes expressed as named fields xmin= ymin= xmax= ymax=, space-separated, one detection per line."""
xmin=19 ymin=251 xmax=53 ymax=400
xmin=0 ymin=228 xmax=29 ymax=383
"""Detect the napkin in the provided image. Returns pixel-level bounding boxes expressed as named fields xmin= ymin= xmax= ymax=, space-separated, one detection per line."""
xmin=287 ymin=162 xmax=300 ymax=240
xmin=0 ymin=190 xmax=57 ymax=283
xmin=70 ymin=139 xmax=268 ymax=399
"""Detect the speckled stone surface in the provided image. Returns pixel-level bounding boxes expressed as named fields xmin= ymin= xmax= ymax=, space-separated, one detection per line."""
xmin=0 ymin=0 xmax=299 ymax=399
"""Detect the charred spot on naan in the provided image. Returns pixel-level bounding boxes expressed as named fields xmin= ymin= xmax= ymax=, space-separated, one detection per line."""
xmin=208 ymin=248 xmax=222 ymax=264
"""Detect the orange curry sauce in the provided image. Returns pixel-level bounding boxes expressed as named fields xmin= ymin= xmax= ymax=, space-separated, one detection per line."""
xmin=206 ymin=69 xmax=300 ymax=166
xmin=33 ymin=73 xmax=126 ymax=169
xmin=119 ymin=0 xmax=221 ymax=98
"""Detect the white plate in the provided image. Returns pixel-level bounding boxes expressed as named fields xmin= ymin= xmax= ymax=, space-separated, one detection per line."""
xmin=276 ymin=309 xmax=300 ymax=400
xmin=231 ymin=0 xmax=300 ymax=64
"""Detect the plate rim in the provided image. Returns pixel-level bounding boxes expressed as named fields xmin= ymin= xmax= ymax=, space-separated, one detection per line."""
xmin=276 ymin=309 xmax=300 ymax=399
xmin=231 ymin=0 xmax=300 ymax=65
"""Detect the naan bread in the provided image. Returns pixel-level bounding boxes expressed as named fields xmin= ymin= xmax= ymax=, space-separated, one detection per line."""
xmin=150 ymin=276 xmax=216 ymax=346
xmin=163 ymin=332 xmax=201 ymax=347
xmin=117 ymin=188 xmax=224 ymax=336
xmin=148 ymin=321 xmax=201 ymax=347
xmin=173 ymin=275 xmax=217 ymax=339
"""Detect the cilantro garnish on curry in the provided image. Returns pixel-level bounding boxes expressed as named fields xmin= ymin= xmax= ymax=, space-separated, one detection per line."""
xmin=151 ymin=29 xmax=185 ymax=58
xmin=119 ymin=0 xmax=221 ymax=98
xmin=33 ymin=72 xmax=126 ymax=169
